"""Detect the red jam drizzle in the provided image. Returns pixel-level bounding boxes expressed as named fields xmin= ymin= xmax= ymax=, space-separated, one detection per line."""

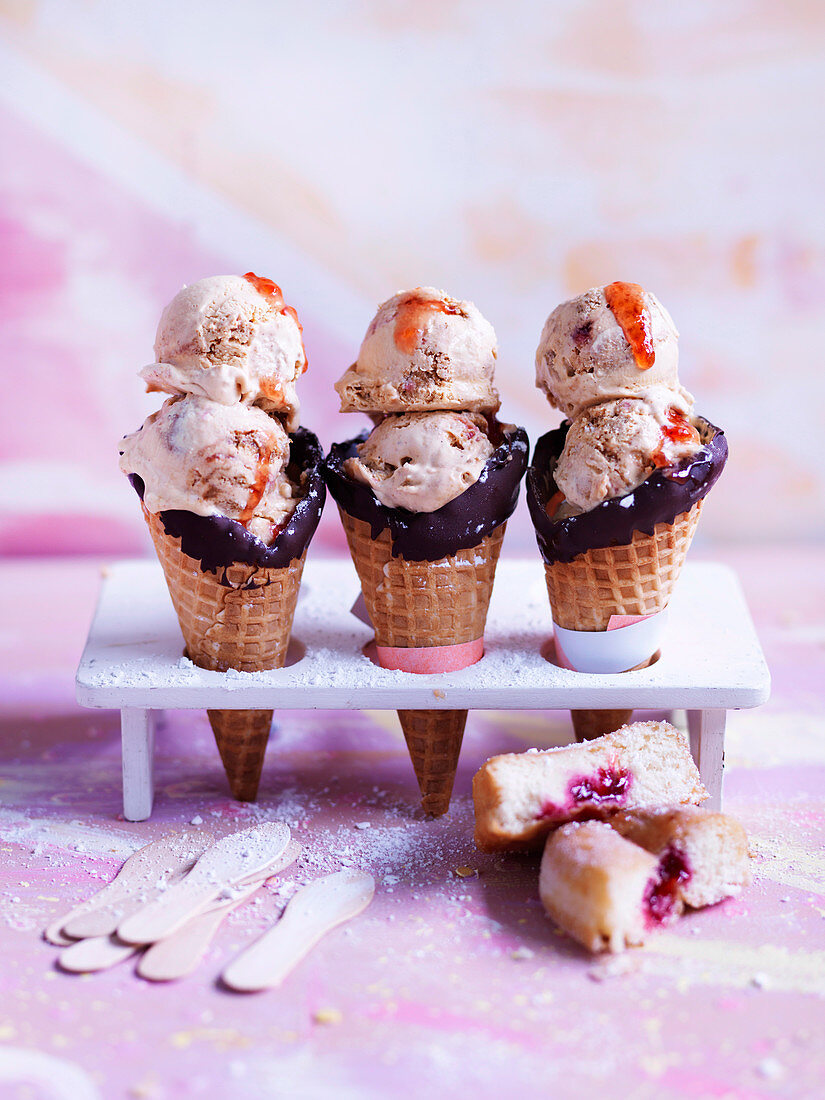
xmin=239 ymin=441 xmax=273 ymax=527
xmin=644 ymin=846 xmax=691 ymax=926
xmin=244 ymin=272 xmax=285 ymax=306
xmin=537 ymin=766 xmax=632 ymax=821
xmin=244 ymin=273 xmax=308 ymax=373
xmin=546 ymin=490 xmax=566 ymax=518
xmin=393 ymin=290 xmax=464 ymax=354
xmin=604 ymin=281 xmax=655 ymax=370
xmin=653 ymin=407 xmax=700 ymax=468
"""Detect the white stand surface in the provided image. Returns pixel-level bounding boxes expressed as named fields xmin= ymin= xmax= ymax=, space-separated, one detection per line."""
xmin=76 ymin=558 xmax=770 ymax=821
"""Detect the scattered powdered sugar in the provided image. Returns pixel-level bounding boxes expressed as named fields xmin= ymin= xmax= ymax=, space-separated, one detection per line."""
xmin=0 ymin=811 xmax=141 ymax=861
xmin=511 ymin=946 xmax=535 ymax=960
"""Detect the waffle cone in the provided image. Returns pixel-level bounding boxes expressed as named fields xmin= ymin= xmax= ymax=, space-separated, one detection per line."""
xmin=339 ymin=511 xmax=505 ymax=647
xmin=397 ymin=709 xmax=467 ymax=815
xmin=570 ymin=709 xmax=633 ymax=743
xmin=544 ymin=502 xmax=702 ymax=632
xmin=144 ymin=508 xmax=305 ymax=801
xmin=206 ymin=709 xmax=274 ymax=802
xmin=340 ymin=510 xmax=505 ymax=813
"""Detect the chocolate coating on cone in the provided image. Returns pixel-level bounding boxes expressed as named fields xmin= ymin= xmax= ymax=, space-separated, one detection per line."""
xmin=528 ymin=417 xmax=727 ymax=564
xmin=128 ymin=427 xmax=325 ymax=576
xmin=323 ymin=424 xmax=528 ymax=562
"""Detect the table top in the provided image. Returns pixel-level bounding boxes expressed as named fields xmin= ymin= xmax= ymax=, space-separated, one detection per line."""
xmin=76 ymin=558 xmax=770 ymax=711
xmin=0 ymin=549 xmax=822 ymax=1100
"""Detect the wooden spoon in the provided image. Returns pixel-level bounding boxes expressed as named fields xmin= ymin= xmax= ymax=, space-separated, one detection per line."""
xmin=222 ymin=870 xmax=374 ymax=993
xmin=117 ymin=823 xmax=290 ymax=945
xmin=137 ymin=841 xmax=303 ymax=982
xmin=47 ymin=833 xmax=210 ymax=944
xmin=57 ymin=840 xmax=302 ymax=976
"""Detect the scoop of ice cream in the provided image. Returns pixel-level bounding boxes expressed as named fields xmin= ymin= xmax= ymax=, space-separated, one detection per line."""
xmin=140 ymin=274 xmax=306 ymax=429
xmin=552 ymin=388 xmax=702 ymax=513
xmin=119 ymin=395 xmax=298 ymax=544
xmin=335 ymin=287 xmax=500 ymax=415
xmin=535 ymin=282 xmax=691 ymax=419
xmin=343 ymin=410 xmax=494 ymax=512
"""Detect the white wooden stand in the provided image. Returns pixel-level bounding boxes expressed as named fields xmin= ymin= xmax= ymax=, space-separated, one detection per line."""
xmin=76 ymin=559 xmax=770 ymax=821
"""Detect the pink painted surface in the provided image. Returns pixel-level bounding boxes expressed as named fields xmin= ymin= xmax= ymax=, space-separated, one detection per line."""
xmin=0 ymin=549 xmax=823 ymax=1097
xmin=0 ymin=103 xmax=354 ymax=560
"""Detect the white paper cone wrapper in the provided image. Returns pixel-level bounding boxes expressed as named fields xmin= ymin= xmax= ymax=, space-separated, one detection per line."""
xmin=553 ymin=610 xmax=668 ymax=673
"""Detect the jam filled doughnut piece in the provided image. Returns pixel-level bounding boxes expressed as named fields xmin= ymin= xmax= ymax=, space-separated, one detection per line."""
xmin=473 ymin=721 xmax=707 ymax=853
xmin=609 ymin=805 xmax=751 ymax=909
xmin=539 ymin=821 xmax=686 ymax=953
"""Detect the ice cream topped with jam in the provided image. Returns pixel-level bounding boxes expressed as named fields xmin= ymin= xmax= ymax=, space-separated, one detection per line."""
xmin=121 ymin=272 xmax=313 ymax=546
xmin=336 ymin=286 xmax=500 ymax=416
xmin=553 ymin=388 xmax=700 ymax=512
xmin=535 ymin=281 xmax=690 ymax=420
xmin=535 ymin=282 xmax=703 ymax=513
xmin=119 ymin=395 xmax=297 ymax=545
xmin=141 ymin=273 xmax=306 ymax=430
xmin=333 ymin=286 xmax=506 ymax=516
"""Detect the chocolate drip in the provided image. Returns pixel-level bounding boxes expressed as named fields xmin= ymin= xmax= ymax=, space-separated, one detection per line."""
xmin=323 ymin=424 xmax=528 ymax=562
xmin=128 ymin=427 xmax=326 ymax=575
xmin=527 ymin=417 xmax=727 ymax=564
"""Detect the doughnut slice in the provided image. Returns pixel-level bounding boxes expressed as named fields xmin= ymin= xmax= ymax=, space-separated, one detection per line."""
xmin=539 ymin=821 xmax=686 ymax=953
xmin=473 ymin=721 xmax=707 ymax=852
xmin=609 ymin=805 xmax=751 ymax=909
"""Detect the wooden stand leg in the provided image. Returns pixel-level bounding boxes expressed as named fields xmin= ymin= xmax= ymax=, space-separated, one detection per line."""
xmin=121 ymin=708 xmax=156 ymax=822
xmin=687 ymin=709 xmax=726 ymax=812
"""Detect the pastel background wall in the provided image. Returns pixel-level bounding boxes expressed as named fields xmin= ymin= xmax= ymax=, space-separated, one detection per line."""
xmin=1 ymin=0 xmax=823 ymax=558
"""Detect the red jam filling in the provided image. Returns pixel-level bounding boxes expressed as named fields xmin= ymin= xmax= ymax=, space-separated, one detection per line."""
xmin=653 ymin=407 xmax=701 ymax=468
xmin=393 ymin=290 xmax=465 ymax=354
xmin=604 ymin=281 xmax=655 ymax=370
xmin=537 ymin=766 xmax=632 ymax=821
xmin=644 ymin=846 xmax=691 ymax=926
xmin=545 ymin=490 xmax=566 ymax=518
xmin=569 ymin=766 xmax=631 ymax=806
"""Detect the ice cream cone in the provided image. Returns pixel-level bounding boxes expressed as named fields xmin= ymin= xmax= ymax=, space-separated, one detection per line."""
xmin=544 ymin=503 xmax=701 ymax=731
xmin=206 ymin=709 xmax=274 ymax=802
xmin=531 ymin=284 xmax=727 ymax=738
xmin=340 ymin=511 xmax=504 ymax=648
xmin=570 ymin=709 xmax=634 ymax=743
xmin=340 ymin=510 xmax=505 ymax=814
xmin=544 ymin=502 xmax=702 ymax=632
xmin=144 ymin=508 xmax=305 ymax=800
xmin=528 ymin=413 xmax=727 ymax=677
xmin=120 ymin=274 xmax=324 ymax=808
xmin=397 ymin=709 xmax=468 ymax=815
